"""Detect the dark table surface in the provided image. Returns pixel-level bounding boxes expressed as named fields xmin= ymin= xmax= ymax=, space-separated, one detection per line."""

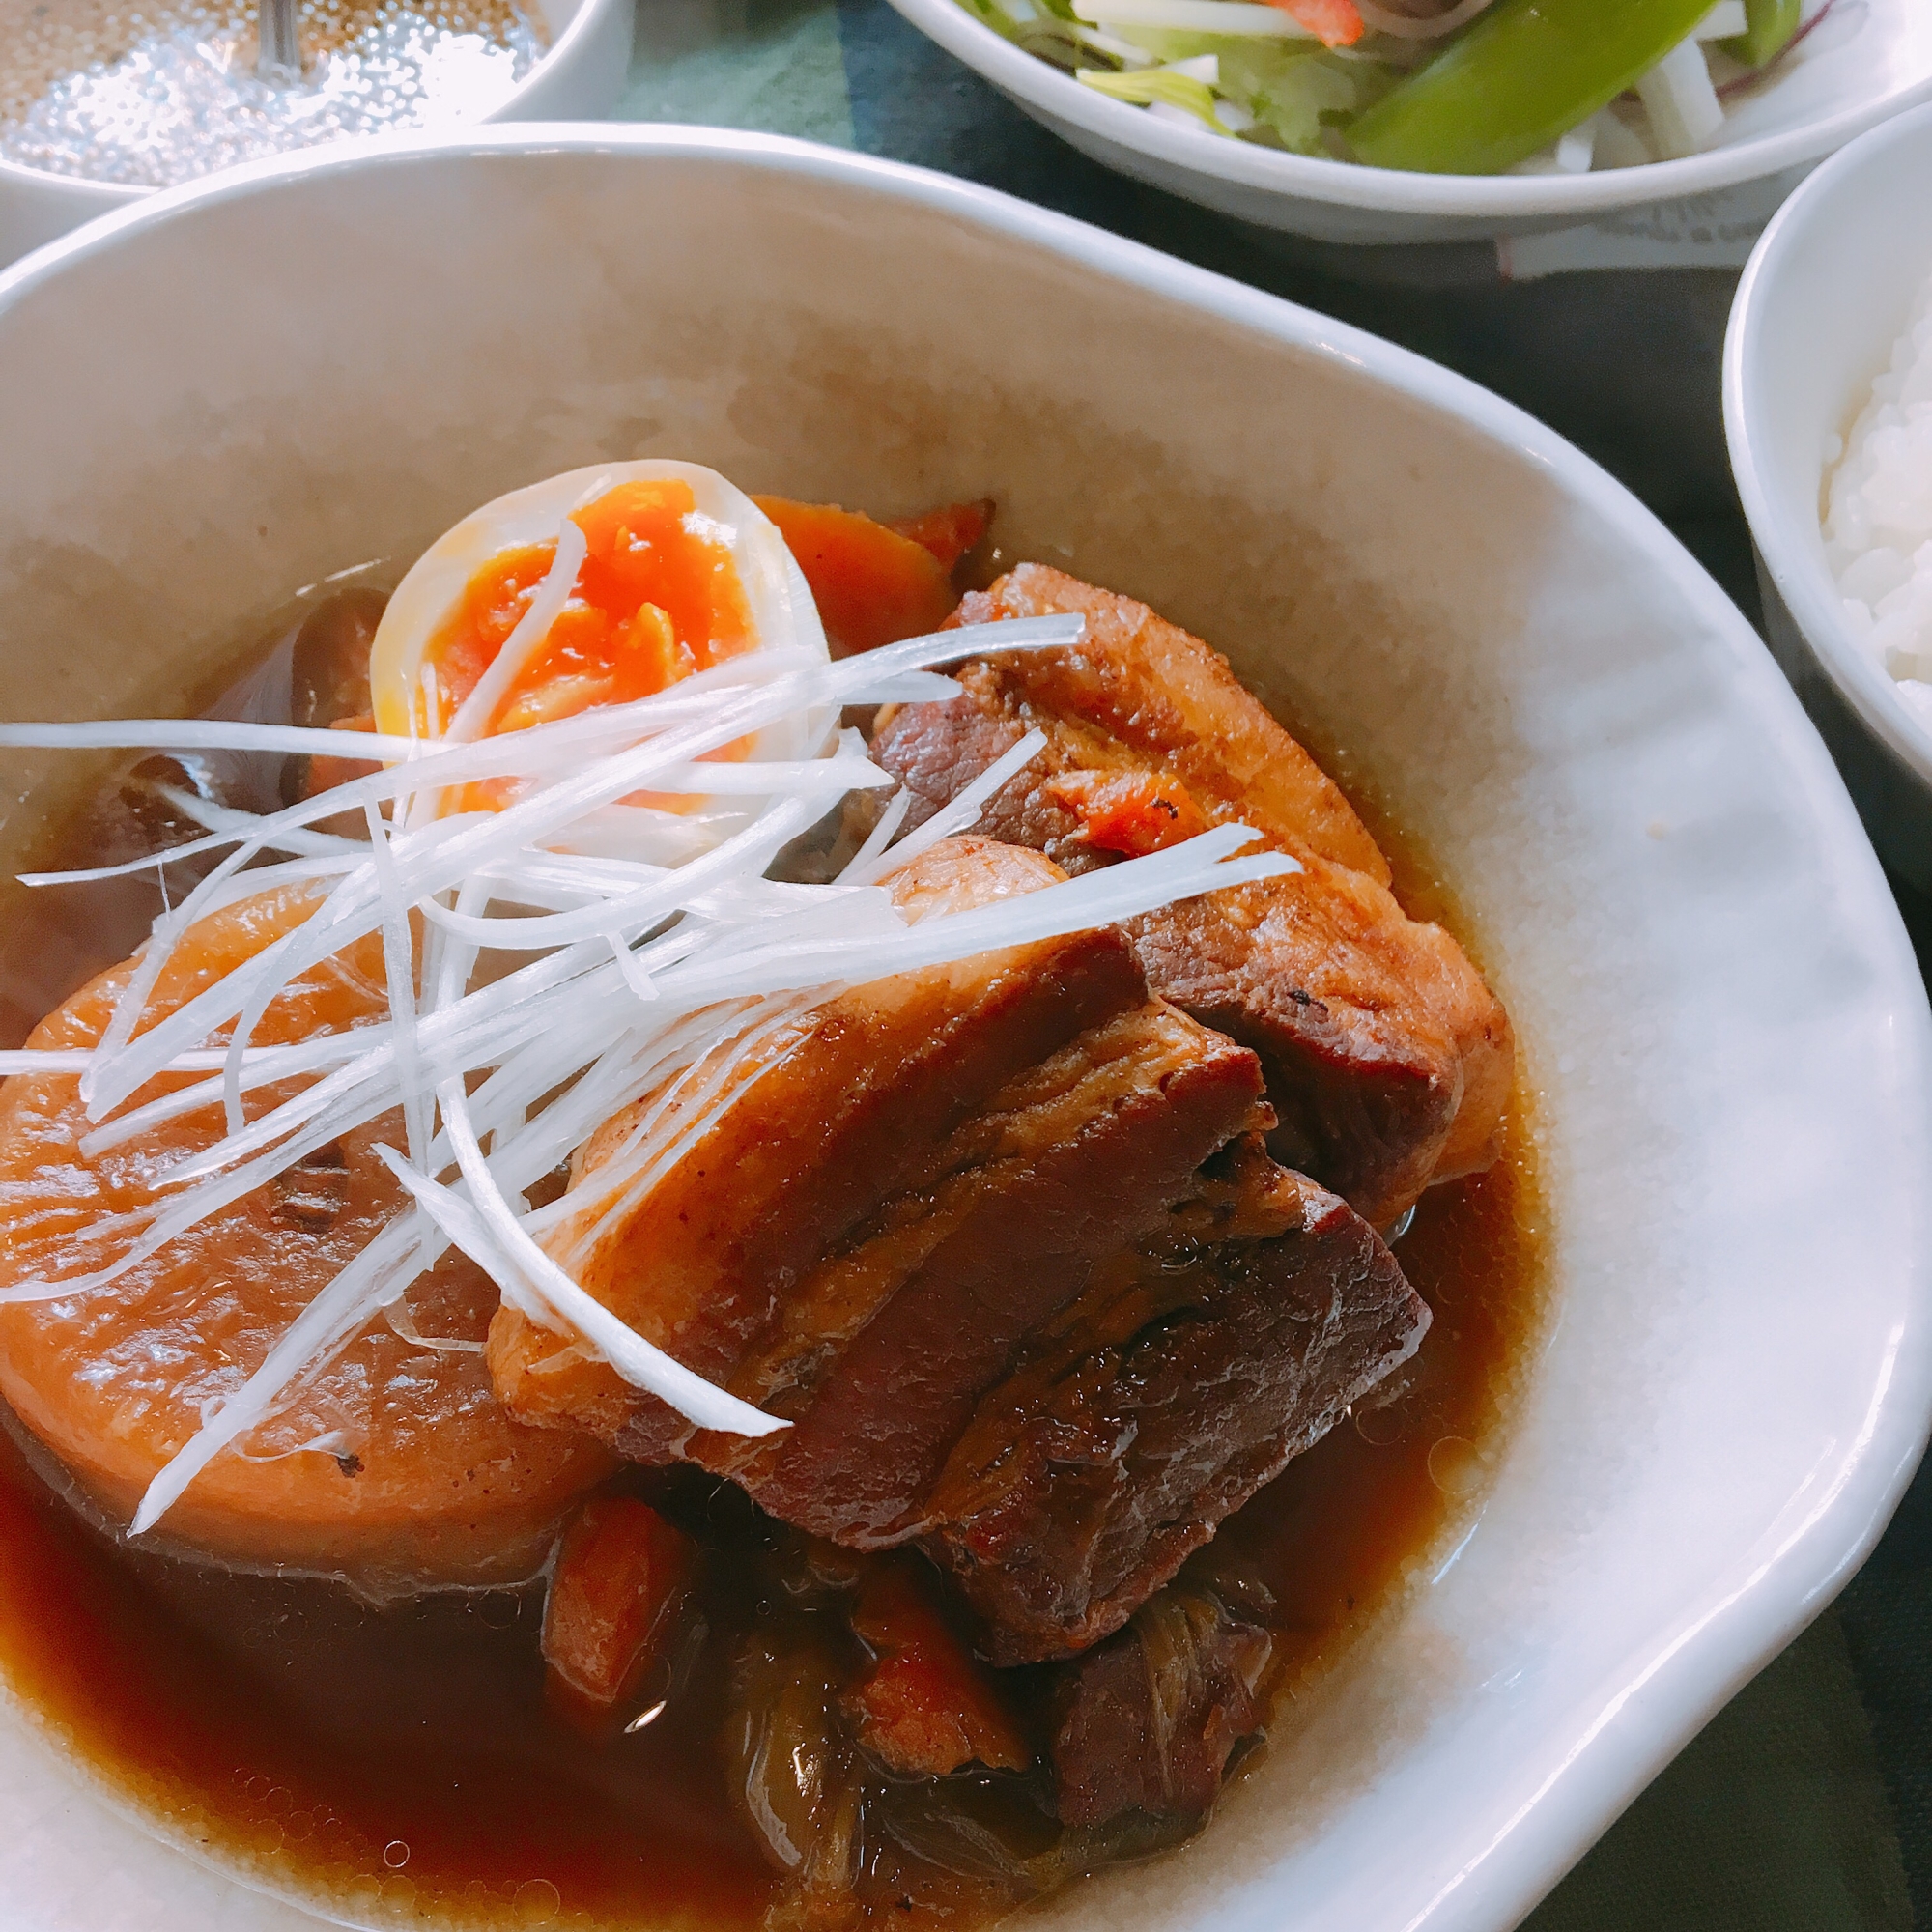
xmin=624 ymin=8 xmax=1930 ymax=1924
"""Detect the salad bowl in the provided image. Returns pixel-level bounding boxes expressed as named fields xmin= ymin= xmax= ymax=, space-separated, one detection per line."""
xmin=887 ymin=0 xmax=1932 ymax=243
xmin=0 ymin=126 xmax=1928 ymax=1931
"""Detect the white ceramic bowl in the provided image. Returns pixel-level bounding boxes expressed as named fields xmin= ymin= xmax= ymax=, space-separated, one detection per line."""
xmin=0 ymin=126 xmax=1928 ymax=1932
xmin=888 ymin=0 xmax=1932 ymax=244
xmin=1725 ymin=100 xmax=1932 ymax=894
xmin=0 ymin=0 xmax=634 ymax=270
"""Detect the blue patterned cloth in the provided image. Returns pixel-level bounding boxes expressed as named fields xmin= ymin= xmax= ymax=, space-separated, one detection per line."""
xmin=620 ymin=10 xmax=1925 ymax=1924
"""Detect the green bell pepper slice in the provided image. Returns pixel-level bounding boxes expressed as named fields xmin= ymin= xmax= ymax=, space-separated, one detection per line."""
xmin=1723 ymin=0 xmax=1802 ymax=70
xmin=1347 ymin=0 xmax=1718 ymax=176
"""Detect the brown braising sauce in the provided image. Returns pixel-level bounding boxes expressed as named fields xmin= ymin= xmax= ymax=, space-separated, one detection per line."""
xmin=0 ymin=582 xmax=1545 ymax=1932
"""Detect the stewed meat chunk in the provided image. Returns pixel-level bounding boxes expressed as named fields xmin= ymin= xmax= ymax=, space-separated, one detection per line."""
xmin=926 ymin=1141 xmax=1425 ymax=1662
xmin=491 ymin=834 xmax=1428 ymax=1665
xmin=1051 ymin=1584 xmax=1273 ymax=1827
xmin=869 ymin=565 xmax=1513 ymax=1225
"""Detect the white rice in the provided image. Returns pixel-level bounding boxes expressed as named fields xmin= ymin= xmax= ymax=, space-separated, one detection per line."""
xmin=1822 ymin=267 xmax=1932 ymax=722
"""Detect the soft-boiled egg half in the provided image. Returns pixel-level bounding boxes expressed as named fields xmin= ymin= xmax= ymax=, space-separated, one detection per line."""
xmin=368 ymin=461 xmax=831 ymax=859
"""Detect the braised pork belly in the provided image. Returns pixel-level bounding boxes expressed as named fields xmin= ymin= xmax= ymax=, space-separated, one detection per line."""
xmin=928 ymin=1139 xmax=1425 ymax=1662
xmin=1052 ymin=1584 xmax=1274 ymax=1827
xmin=870 ymin=565 xmax=1513 ymax=1226
xmin=490 ymin=834 xmax=1428 ymax=1666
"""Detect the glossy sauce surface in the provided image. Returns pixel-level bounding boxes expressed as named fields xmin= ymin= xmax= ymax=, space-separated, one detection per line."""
xmin=0 ymin=586 xmax=1546 ymax=1932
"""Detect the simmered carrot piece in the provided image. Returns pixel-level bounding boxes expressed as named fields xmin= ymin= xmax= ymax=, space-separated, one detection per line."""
xmin=887 ymin=499 xmax=995 ymax=573
xmin=1268 ymin=0 xmax=1364 ymax=45
xmin=753 ymin=497 xmax=957 ymax=658
xmin=843 ymin=1559 xmax=1027 ymax=1776
xmin=301 ymin=713 xmax=381 ymax=799
xmin=1044 ymin=767 xmax=1208 ymax=857
xmin=543 ymin=1495 xmax=696 ymax=1710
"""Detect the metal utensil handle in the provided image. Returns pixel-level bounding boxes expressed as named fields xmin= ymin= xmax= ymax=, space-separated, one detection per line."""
xmin=258 ymin=0 xmax=300 ymax=80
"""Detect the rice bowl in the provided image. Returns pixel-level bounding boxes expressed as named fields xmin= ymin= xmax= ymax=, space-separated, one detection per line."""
xmin=1822 ymin=267 xmax=1932 ymax=720
xmin=1728 ymin=99 xmax=1932 ymax=892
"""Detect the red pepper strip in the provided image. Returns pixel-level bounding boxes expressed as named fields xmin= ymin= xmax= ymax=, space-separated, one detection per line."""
xmin=301 ymin=714 xmax=381 ymax=799
xmin=1045 ymin=767 xmax=1209 ymax=857
xmin=1269 ymin=0 xmax=1365 ymax=48
xmin=753 ymin=496 xmax=957 ymax=658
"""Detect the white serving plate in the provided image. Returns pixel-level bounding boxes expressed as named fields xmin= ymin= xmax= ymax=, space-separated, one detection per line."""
xmin=0 ymin=126 xmax=1927 ymax=1932
xmin=0 ymin=0 xmax=635 ymax=269
xmin=1725 ymin=100 xmax=1932 ymax=895
xmin=887 ymin=0 xmax=1932 ymax=244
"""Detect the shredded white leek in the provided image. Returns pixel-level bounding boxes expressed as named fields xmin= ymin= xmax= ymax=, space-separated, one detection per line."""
xmin=1 ymin=608 xmax=1307 ymax=1543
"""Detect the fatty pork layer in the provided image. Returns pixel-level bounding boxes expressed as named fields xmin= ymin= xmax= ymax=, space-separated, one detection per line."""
xmin=870 ymin=564 xmax=1513 ymax=1226
xmin=925 ymin=1137 xmax=1427 ymax=1662
xmin=486 ymin=838 xmax=1148 ymax=1460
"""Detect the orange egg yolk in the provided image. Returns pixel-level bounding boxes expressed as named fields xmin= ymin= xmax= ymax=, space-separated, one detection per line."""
xmin=423 ymin=479 xmax=758 ymax=738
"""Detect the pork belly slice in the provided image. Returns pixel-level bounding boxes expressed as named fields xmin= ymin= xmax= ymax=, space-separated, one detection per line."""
xmin=924 ymin=1137 xmax=1428 ymax=1663
xmin=707 ymin=1000 xmax=1269 ymax=1545
xmin=1125 ymin=864 xmax=1504 ymax=1223
xmin=908 ymin=563 xmax=1389 ymax=879
xmin=870 ymin=563 xmax=1513 ymax=1225
xmin=487 ymin=838 xmax=1149 ymax=1458
xmin=1051 ymin=1586 xmax=1273 ymax=1827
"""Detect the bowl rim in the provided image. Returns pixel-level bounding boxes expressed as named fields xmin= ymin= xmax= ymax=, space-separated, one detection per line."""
xmin=885 ymin=0 xmax=1932 ymax=220
xmin=0 ymin=0 xmax=628 ymax=207
xmin=1724 ymin=97 xmax=1932 ymax=791
xmin=2 ymin=121 xmax=1931 ymax=1932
